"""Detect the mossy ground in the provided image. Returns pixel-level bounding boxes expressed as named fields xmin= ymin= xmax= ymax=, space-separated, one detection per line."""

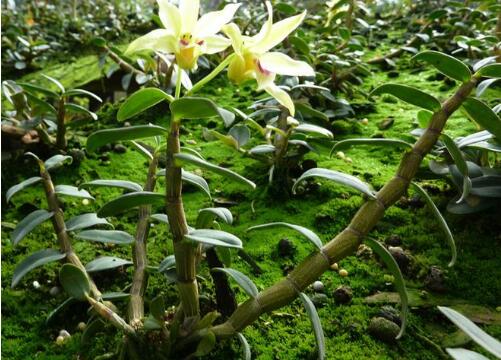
xmin=2 ymin=49 xmax=501 ymax=359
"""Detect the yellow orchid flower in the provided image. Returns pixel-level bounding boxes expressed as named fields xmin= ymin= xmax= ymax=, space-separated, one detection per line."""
xmin=222 ymin=2 xmax=315 ymax=115
xmin=126 ymin=0 xmax=241 ymax=70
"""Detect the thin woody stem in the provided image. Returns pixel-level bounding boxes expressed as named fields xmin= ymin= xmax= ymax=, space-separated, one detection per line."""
xmin=166 ymin=120 xmax=199 ymax=317
xmin=128 ymin=155 xmax=159 ymax=327
xmin=39 ymin=165 xmax=101 ymax=299
xmin=211 ymin=76 xmax=480 ymax=338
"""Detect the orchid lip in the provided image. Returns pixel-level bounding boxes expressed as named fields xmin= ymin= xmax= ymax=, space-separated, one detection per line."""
xmin=256 ymin=60 xmax=271 ymax=76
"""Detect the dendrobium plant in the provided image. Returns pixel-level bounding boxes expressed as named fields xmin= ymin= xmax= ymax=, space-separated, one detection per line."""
xmin=222 ymin=2 xmax=315 ymax=115
xmin=126 ymin=0 xmax=241 ymax=70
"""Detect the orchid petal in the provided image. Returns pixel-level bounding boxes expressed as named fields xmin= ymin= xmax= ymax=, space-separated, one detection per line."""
xmin=227 ymin=54 xmax=248 ymax=84
xmin=180 ymin=0 xmax=200 ymax=34
xmin=157 ymin=0 xmax=181 ymax=36
xmin=203 ymin=35 xmax=232 ymax=54
xmin=250 ymin=10 xmax=306 ymax=53
xmin=126 ymin=29 xmax=177 ymax=55
xmin=223 ymin=23 xmax=244 ymax=54
xmin=259 ymin=52 xmax=315 ymax=77
xmin=249 ymin=1 xmax=273 ymax=49
xmin=264 ymin=83 xmax=295 ymax=116
xmin=194 ymin=3 xmax=241 ymax=38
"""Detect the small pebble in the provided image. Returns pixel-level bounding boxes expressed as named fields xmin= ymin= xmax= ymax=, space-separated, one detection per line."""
xmin=368 ymin=317 xmax=399 ymax=343
xmin=312 ymin=281 xmax=324 ymax=293
xmin=32 ymin=281 xmax=41 ymax=289
xmin=311 ymin=293 xmax=328 ymax=307
xmin=59 ymin=330 xmax=71 ymax=339
xmin=496 ymin=306 xmax=501 ymax=312
xmin=361 ymin=118 xmax=369 ymax=125
xmin=186 ymin=139 xmax=197 ymax=145
xmin=339 ymin=269 xmax=348 ymax=277
xmin=77 ymin=322 xmax=86 ymax=331
xmin=333 ymin=285 xmax=352 ymax=304
xmin=124 ymin=122 xmax=131 ymax=127
xmin=82 ymin=199 xmax=90 ymax=206
xmin=330 ymin=263 xmax=339 ymax=271
xmin=356 ymin=244 xmax=373 ymax=259
xmin=336 ymin=151 xmax=346 ymax=160
xmin=113 ymin=144 xmax=127 ymax=154
xmin=278 ymin=238 xmax=295 ymax=258
xmin=345 ymin=157 xmax=353 ymax=164
xmin=56 ymin=335 xmax=65 ymax=345
xmin=49 ymin=286 xmax=60 ymax=297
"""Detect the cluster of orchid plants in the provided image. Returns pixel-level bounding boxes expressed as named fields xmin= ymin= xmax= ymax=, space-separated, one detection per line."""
xmin=6 ymin=0 xmax=501 ymax=359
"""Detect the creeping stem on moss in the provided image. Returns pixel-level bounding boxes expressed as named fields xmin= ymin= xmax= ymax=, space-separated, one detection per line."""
xmin=129 ymin=154 xmax=159 ymax=327
xmin=166 ymin=120 xmax=199 ymax=317
xmin=211 ymin=76 xmax=480 ymax=338
xmin=39 ymin=164 xmax=101 ymax=299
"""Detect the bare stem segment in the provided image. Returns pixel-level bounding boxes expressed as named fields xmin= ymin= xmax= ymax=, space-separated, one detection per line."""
xmin=212 ymin=77 xmax=479 ymax=338
xmin=129 ymin=155 xmax=159 ymax=327
xmin=166 ymin=121 xmax=199 ymax=317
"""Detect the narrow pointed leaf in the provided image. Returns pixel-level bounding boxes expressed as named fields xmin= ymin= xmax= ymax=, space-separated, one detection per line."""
xmin=170 ymin=97 xmax=233 ymax=125
xmin=247 ymin=222 xmax=322 ymax=250
xmin=64 ymin=103 xmax=97 ymax=121
xmin=158 ymin=255 xmax=176 ymax=273
xmin=130 ymin=141 xmax=154 ymax=160
xmin=184 ymin=229 xmax=242 ymax=249
xmin=46 ymin=297 xmax=77 ymax=324
xmin=371 ymin=84 xmax=441 ymax=112
xmin=64 ymin=89 xmax=103 ymax=102
xmin=18 ymin=82 xmax=59 ymax=98
xmin=299 ymin=293 xmax=326 ymax=360
xmin=85 ymin=256 xmax=133 ymax=272
xmin=12 ymin=249 xmax=66 ymax=288
xmin=331 ymin=138 xmax=413 ymax=154
xmin=438 ymin=306 xmax=501 ymax=358
xmin=212 ymin=267 xmax=258 ymax=298
xmin=197 ymin=208 xmax=233 ymax=228
xmin=412 ymin=183 xmax=457 ymax=267
xmin=87 ymin=125 xmax=168 ymax=152
xmin=55 ymin=185 xmax=94 ymax=200
xmin=412 ymin=51 xmax=471 ymax=82
xmin=174 ymin=153 xmax=255 ymax=189
xmin=182 ymin=169 xmax=212 ymax=198
xmin=293 ymin=168 xmax=376 ymax=199
xmin=75 ymin=230 xmax=134 ymax=245
xmin=11 ymin=209 xmax=54 ymax=246
xmin=45 ymin=155 xmax=73 ymax=171
xmin=446 ymin=348 xmax=489 ymax=360
xmin=65 ymin=213 xmax=112 ymax=231
xmin=42 ymin=74 xmax=65 ymax=93
xmin=441 ymin=134 xmax=471 ymax=203
xmin=117 ymin=88 xmax=173 ymax=121
xmin=249 ymin=144 xmax=276 ymax=155
xmin=59 ymin=264 xmax=90 ymax=301
xmin=462 ymin=97 xmax=501 ymax=139
xmin=6 ymin=177 xmax=42 ymax=203
xmin=80 ymin=179 xmax=143 ymax=193
xmin=295 ymin=124 xmax=333 ymax=138
xmin=150 ymin=213 xmax=169 ymax=224
xmin=364 ymin=239 xmax=408 ymax=339
xmin=97 ymin=192 xmax=164 ymax=217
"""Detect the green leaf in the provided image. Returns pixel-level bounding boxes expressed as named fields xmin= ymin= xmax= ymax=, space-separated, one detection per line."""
xmin=6 ymin=177 xmax=42 ymax=203
xmin=446 ymin=348 xmax=489 ymax=360
xmin=438 ymin=306 xmax=501 ymax=358
xmin=371 ymin=84 xmax=441 ymax=112
xmin=55 ymin=185 xmax=94 ymax=200
xmin=184 ymin=229 xmax=243 ymax=249
xmin=299 ymin=293 xmax=326 ymax=360
xmin=174 ymin=153 xmax=255 ymax=189
xmin=476 ymin=63 xmax=501 ymax=79
xmin=97 ymin=192 xmax=164 ymax=217
xmin=197 ymin=208 xmax=233 ymax=228
xmin=462 ymin=97 xmax=501 ymax=139
xmin=117 ymin=88 xmax=173 ymax=121
xmin=12 ymin=249 xmax=66 ymax=288
xmin=87 ymin=125 xmax=168 ymax=153
xmin=42 ymin=74 xmax=65 ymax=93
xmin=45 ymin=155 xmax=73 ymax=171
xmin=247 ymin=222 xmax=322 ymax=250
xmin=441 ymin=134 xmax=471 ymax=203
xmin=212 ymin=268 xmax=258 ymax=298
xmin=80 ymin=179 xmax=143 ymax=193
xmin=170 ymin=97 xmax=233 ymax=125
xmin=295 ymin=124 xmax=333 ymax=138
xmin=130 ymin=140 xmax=154 ymax=160
xmin=59 ymin=264 xmax=91 ymax=301
xmin=85 ymin=256 xmax=133 ymax=272
xmin=237 ymin=333 xmax=251 ymax=360
xmin=11 ymin=209 xmax=54 ymax=246
xmin=331 ymin=138 xmax=412 ymax=154
xmin=46 ymin=297 xmax=77 ymax=325
xmin=64 ymin=103 xmax=97 ymax=121
xmin=18 ymin=82 xmax=59 ymax=98
xmin=26 ymin=93 xmax=57 ymax=115
xmin=412 ymin=51 xmax=471 ymax=82
xmin=293 ymin=168 xmax=376 ymax=199
xmin=75 ymin=230 xmax=134 ymax=245
xmin=412 ymin=183 xmax=457 ymax=267
xmin=65 ymin=213 xmax=112 ymax=232
xmin=182 ymin=170 xmax=212 ymax=198
xmin=364 ymin=239 xmax=408 ymax=339
xmin=249 ymin=144 xmax=276 ymax=155
xmin=158 ymin=255 xmax=176 ymax=273
xmin=101 ymin=292 xmax=130 ymax=301
xmin=195 ymin=311 xmax=220 ymax=330
xmin=229 ymin=124 xmax=251 ymax=148
xmin=64 ymin=88 xmax=102 ymax=103
xmin=150 ymin=213 xmax=169 ymax=224
xmin=194 ymin=330 xmax=216 ymax=357
xmin=150 ymin=296 xmax=165 ymax=321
